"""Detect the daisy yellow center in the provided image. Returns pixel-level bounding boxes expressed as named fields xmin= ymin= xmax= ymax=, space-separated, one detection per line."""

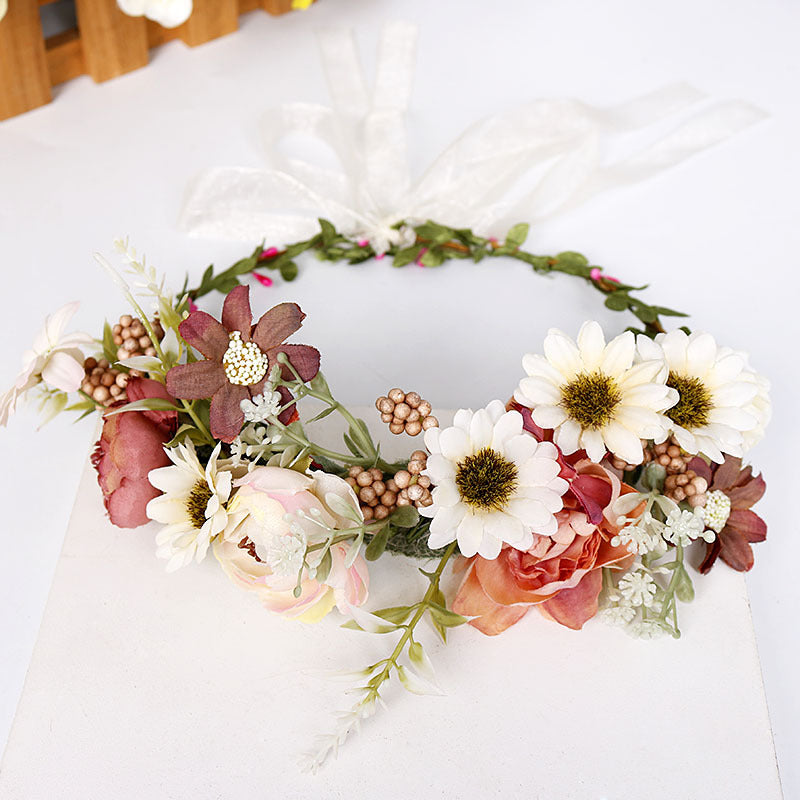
xmin=455 ymin=447 xmax=518 ymax=512
xmin=666 ymin=372 xmax=712 ymax=429
xmin=560 ymin=371 xmax=622 ymax=430
xmin=222 ymin=331 xmax=268 ymax=386
xmin=185 ymin=480 xmax=213 ymax=529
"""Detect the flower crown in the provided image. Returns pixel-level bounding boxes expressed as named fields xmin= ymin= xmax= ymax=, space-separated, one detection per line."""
xmin=0 ymin=219 xmax=770 ymax=769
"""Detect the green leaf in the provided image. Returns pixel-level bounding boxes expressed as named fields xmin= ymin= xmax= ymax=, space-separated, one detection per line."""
xmin=505 ymin=222 xmax=530 ymax=248
xmin=415 ymin=221 xmax=455 ymax=244
xmin=408 ymin=640 xmax=438 ymax=684
xmin=390 ymin=505 xmax=420 ymax=528
xmin=651 ymin=305 xmax=689 ymax=318
xmin=392 ymin=244 xmax=423 ymax=268
xmin=427 ymin=602 xmax=468 ymax=628
xmin=309 ymin=372 xmax=331 ymax=395
xmin=342 ymin=431 xmax=361 ymax=457
xmin=365 ymin=522 xmax=391 ymax=561
xmin=373 ymin=605 xmax=414 ymax=624
xmin=397 ymin=665 xmax=441 ymax=696
xmin=318 ymin=218 xmax=338 ymax=247
xmin=604 ymin=292 xmax=630 ymax=311
xmin=102 ymin=321 xmax=117 ymax=364
xmin=104 ymin=397 xmax=180 ymax=416
xmin=315 ymin=549 xmax=333 ymax=584
xmin=674 ymin=566 xmax=695 ymax=603
xmin=279 ymin=261 xmax=299 ymax=281
xmin=306 ymin=405 xmax=337 ymax=424
xmin=419 ymin=249 xmax=445 ymax=267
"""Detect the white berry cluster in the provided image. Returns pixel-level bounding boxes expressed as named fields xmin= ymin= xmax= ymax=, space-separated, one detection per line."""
xmin=699 ymin=490 xmax=732 ymax=534
xmin=222 ymin=332 xmax=269 ymax=386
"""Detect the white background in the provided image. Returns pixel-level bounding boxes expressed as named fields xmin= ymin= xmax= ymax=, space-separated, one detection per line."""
xmin=0 ymin=0 xmax=797 ymax=796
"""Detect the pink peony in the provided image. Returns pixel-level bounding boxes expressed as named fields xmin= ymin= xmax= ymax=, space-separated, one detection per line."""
xmin=91 ymin=377 xmax=177 ymax=529
xmin=453 ymin=460 xmax=636 ymax=634
xmin=215 ymin=466 xmax=369 ymax=622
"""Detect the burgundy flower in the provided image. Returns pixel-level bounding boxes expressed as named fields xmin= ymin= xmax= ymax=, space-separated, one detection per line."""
xmin=689 ymin=455 xmax=767 ymax=573
xmin=166 ymin=286 xmax=320 ymax=443
xmin=92 ymin=377 xmax=178 ymax=529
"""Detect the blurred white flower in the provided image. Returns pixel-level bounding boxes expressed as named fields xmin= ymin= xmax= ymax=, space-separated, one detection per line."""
xmin=117 ymin=0 xmax=192 ymax=28
xmin=0 ymin=301 xmax=92 ymax=426
xmin=0 ymin=0 xmax=7 ymax=22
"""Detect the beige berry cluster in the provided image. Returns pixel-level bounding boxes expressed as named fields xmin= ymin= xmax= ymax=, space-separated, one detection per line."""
xmin=81 ymin=357 xmax=129 ymax=407
xmin=664 ymin=470 xmax=708 ymax=508
xmin=346 ymin=451 xmax=433 ymax=521
xmin=643 ymin=438 xmax=693 ymax=475
xmin=375 ymin=389 xmax=438 ymax=436
xmin=112 ymin=314 xmax=163 ymax=361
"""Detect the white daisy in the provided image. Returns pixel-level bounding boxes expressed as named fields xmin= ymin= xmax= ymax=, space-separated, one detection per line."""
xmin=419 ymin=400 xmax=568 ymax=559
xmin=514 ymin=321 xmax=676 ymax=465
xmin=0 ymin=301 xmax=92 ymax=426
xmin=147 ymin=442 xmax=236 ymax=571
xmin=637 ymin=330 xmax=767 ymax=462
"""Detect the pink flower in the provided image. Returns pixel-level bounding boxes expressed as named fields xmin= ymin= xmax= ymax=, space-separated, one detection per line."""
xmin=453 ymin=460 xmax=636 ymax=634
xmin=91 ymin=377 xmax=178 ymax=529
xmin=214 ymin=467 xmax=369 ymax=622
xmin=166 ymin=286 xmax=319 ymax=443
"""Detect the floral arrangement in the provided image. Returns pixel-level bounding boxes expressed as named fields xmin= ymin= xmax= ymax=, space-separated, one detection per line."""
xmin=1 ymin=220 xmax=770 ymax=768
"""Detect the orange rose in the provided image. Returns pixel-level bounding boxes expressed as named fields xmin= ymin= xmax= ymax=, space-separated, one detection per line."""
xmin=453 ymin=460 xmax=636 ymax=634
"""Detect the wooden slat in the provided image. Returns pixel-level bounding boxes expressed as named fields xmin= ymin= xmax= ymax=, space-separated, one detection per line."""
xmin=46 ymin=29 xmax=85 ymax=86
xmin=177 ymin=0 xmax=239 ymax=47
xmin=239 ymin=0 xmax=261 ymax=12
xmin=74 ymin=0 xmax=149 ymax=83
xmin=0 ymin=0 xmax=52 ymax=121
xmin=145 ymin=19 xmax=182 ymax=48
xmin=261 ymin=0 xmax=295 ymax=16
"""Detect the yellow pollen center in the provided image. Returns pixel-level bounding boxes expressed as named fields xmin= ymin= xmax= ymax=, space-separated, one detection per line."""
xmin=455 ymin=447 xmax=518 ymax=511
xmin=666 ymin=372 xmax=713 ymax=429
xmin=560 ymin=370 xmax=622 ymax=430
xmin=185 ymin=481 xmax=213 ymax=529
xmin=222 ymin=331 xmax=268 ymax=386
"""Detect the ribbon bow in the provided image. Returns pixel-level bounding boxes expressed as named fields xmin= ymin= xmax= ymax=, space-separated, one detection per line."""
xmin=180 ymin=22 xmax=766 ymax=252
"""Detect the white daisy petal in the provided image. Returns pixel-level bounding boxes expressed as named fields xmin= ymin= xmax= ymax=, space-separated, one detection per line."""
xmin=469 ymin=408 xmax=494 ymax=451
xmin=576 ymin=321 xmax=606 ymax=370
xmin=456 ymin=513 xmax=485 ymax=558
xmin=600 ymin=331 xmax=636 ymax=376
xmin=438 ymin=426 xmax=471 ymax=462
xmin=491 ymin=410 xmax=523 ymax=450
xmin=601 ymin=422 xmax=644 ymax=465
xmin=686 ymin=333 xmax=718 ymax=377
xmin=580 ymin=428 xmax=607 ymax=462
xmin=517 ymin=376 xmax=561 ymax=405
xmin=543 ymin=329 xmax=582 ymax=377
xmin=531 ymin=404 xmax=568 ymax=430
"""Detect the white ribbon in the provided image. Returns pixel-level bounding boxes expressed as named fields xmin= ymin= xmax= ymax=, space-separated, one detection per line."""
xmin=180 ymin=22 xmax=766 ymax=250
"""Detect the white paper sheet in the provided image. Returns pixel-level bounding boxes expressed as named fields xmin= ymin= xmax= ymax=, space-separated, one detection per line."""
xmin=0 ymin=411 xmax=782 ymax=799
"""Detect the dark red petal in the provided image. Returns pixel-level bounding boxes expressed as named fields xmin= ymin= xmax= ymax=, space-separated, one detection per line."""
xmin=569 ymin=474 xmax=610 ymax=525
xmin=126 ymin=376 xmax=178 ymax=429
xmin=105 ymin=478 xmax=163 ymax=529
xmin=252 ymin=302 xmax=306 ymax=351
xmin=178 ymin=311 xmax=229 ymax=360
xmin=699 ymin=538 xmax=722 ymax=574
xmin=166 ymin=361 xmax=226 ymax=400
xmin=222 ymin=285 xmax=253 ymax=340
xmin=711 ymin=455 xmax=743 ymax=491
xmin=210 ymin=382 xmax=249 ymax=442
xmin=726 ymin=509 xmax=767 ymax=543
xmin=267 ymin=344 xmax=320 ymax=383
xmin=537 ymin=569 xmax=603 ymax=630
xmin=276 ymin=385 xmax=298 ymax=425
xmin=719 ymin=531 xmax=755 ymax=572
xmin=728 ymin=474 xmax=766 ymax=510
xmin=688 ymin=456 xmax=713 ymax=485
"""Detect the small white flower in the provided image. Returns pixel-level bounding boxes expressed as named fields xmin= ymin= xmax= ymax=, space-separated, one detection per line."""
xmin=0 ymin=301 xmax=92 ymax=426
xmin=116 ymin=0 xmax=192 ymax=27
xmin=628 ymin=620 xmax=668 ymax=640
xmin=240 ymin=390 xmax=282 ymax=424
xmin=0 ymin=0 xmax=7 ymax=22
xmin=263 ymin=529 xmax=307 ymax=577
xmin=355 ymin=221 xmax=416 ymax=256
xmin=638 ymin=330 xmax=768 ymax=462
xmin=699 ymin=490 xmax=731 ymax=534
xmin=420 ymin=400 xmax=568 ymax=559
xmin=618 ymin=570 xmax=657 ymax=607
xmin=600 ymin=604 xmax=636 ymax=626
xmin=147 ymin=441 xmax=236 ymax=571
xmin=663 ymin=507 xmax=711 ymax=546
xmin=515 ymin=321 xmax=677 ymax=465
xmin=611 ymin=516 xmax=665 ymax=556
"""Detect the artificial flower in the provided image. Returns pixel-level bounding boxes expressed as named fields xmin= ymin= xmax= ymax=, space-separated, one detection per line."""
xmin=452 ymin=459 xmax=635 ymax=633
xmin=637 ymin=330 xmax=768 ymax=462
xmin=215 ymin=467 xmax=369 ymax=622
xmin=514 ymin=321 xmax=676 ymax=465
xmin=116 ymin=0 xmax=192 ymax=28
xmin=166 ymin=287 xmax=319 ymax=443
xmin=147 ymin=441 xmax=237 ymax=571
xmin=420 ymin=400 xmax=568 ymax=559
xmin=689 ymin=455 xmax=767 ymax=573
xmin=91 ymin=377 xmax=177 ymax=528
xmin=0 ymin=301 xmax=92 ymax=426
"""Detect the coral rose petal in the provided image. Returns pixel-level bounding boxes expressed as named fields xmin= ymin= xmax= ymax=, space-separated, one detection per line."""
xmin=210 ymin=382 xmax=249 ymax=442
xmin=178 ymin=311 xmax=230 ymax=360
xmin=452 ymin=562 xmax=529 ymax=636
xmin=221 ymin=285 xmax=254 ymax=339
xmin=537 ymin=569 xmax=603 ymax=630
xmin=166 ymin=361 xmax=226 ymax=400
xmin=253 ymin=302 xmax=306 ymax=351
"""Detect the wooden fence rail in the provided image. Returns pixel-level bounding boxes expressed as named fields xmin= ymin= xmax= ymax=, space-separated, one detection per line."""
xmin=0 ymin=0 xmax=301 ymax=121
